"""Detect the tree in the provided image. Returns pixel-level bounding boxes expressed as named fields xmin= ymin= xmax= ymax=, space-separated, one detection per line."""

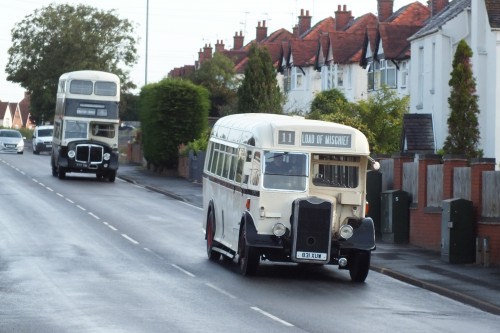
xmin=308 ymin=86 xmax=408 ymax=154
xmin=237 ymin=44 xmax=284 ymax=114
xmin=139 ymin=79 xmax=209 ymax=171
xmin=443 ymin=39 xmax=481 ymax=158
xmin=308 ymin=88 xmax=354 ymax=119
xmin=189 ymin=52 xmax=239 ymax=117
xmin=5 ymin=4 xmax=138 ymax=124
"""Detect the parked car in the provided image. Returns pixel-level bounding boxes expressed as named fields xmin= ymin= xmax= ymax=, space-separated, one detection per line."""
xmin=32 ymin=125 xmax=54 ymax=154
xmin=0 ymin=129 xmax=25 ymax=154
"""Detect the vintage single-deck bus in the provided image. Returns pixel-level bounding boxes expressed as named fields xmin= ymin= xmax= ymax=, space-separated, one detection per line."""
xmin=51 ymin=70 xmax=120 ymax=182
xmin=203 ymin=113 xmax=379 ymax=282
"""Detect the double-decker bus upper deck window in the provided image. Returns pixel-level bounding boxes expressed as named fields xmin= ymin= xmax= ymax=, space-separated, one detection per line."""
xmin=263 ymin=151 xmax=307 ymax=191
xmin=95 ymin=81 xmax=117 ymax=96
xmin=312 ymin=154 xmax=360 ymax=188
xmin=70 ymin=80 xmax=93 ymax=95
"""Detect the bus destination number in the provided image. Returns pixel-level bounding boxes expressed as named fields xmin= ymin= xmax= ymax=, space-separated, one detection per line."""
xmin=278 ymin=130 xmax=295 ymax=145
xmin=296 ymin=251 xmax=327 ymax=261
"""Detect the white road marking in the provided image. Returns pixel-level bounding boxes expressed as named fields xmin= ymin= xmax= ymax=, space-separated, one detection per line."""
xmin=144 ymin=247 xmax=164 ymax=259
xmin=121 ymin=234 xmax=139 ymax=245
xmin=65 ymin=198 xmax=74 ymax=204
xmin=46 ymin=187 xmax=53 ymax=192
xmin=88 ymin=212 xmax=100 ymax=220
xmin=171 ymin=264 xmax=195 ymax=277
xmin=103 ymin=222 xmax=118 ymax=231
xmin=57 ymin=193 xmax=64 ymax=198
xmin=205 ymin=283 xmax=237 ymax=299
xmin=251 ymin=307 xmax=294 ymax=327
xmin=76 ymin=205 xmax=86 ymax=211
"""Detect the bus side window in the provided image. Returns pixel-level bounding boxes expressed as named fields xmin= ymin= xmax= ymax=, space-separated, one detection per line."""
xmin=234 ymin=148 xmax=245 ymax=183
xmin=250 ymin=151 xmax=261 ymax=186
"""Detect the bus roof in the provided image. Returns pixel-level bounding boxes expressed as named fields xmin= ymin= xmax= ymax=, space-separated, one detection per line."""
xmin=211 ymin=113 xmax=371 ymax=155
xmin=58 ymin=70 xmax=120 ymax=82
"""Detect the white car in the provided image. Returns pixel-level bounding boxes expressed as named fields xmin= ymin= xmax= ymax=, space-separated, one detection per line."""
xmin=0 ymin=129 xmax=25 ymax=154
xmin=32 ymin=125 xmax=53 ymax=154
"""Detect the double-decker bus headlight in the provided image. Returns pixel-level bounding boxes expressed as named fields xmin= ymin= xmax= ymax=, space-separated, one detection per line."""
xmin=340 ymin=224 xmax=354 ymax=240
xmin=68 ymin=150 xmax=76 ymax=158
xmin=272 ymin=223 xmax=287 ymax=237
xmin=103 ymin=153 xmax=111 ymax=161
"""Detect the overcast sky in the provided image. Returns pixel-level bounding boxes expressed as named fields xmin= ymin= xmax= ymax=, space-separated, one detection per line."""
xmin=0 ymin=0 xmax=416 ymax=102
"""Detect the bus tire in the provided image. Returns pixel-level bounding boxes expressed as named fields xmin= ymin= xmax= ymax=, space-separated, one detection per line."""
xmin=238 ymin=223 xmax=259 ymax=276
xmin=348 ymin=250 xmax=371 ymax=283
xmin=206 ymin=210 xmax=221 ymax=261
xmin=108 ymin=171 xmax=116 ymax=182
xmin=58 ymin=167 xmax=66 ymax=179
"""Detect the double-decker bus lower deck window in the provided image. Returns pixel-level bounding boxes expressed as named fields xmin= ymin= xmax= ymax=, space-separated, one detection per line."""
xmin=312 ymin=154 xmax=360 ymax=188
xmin=65 ymin=120 xmax=88 ymax=139
xmin=263 ymin=151 xmax=307 ymax=191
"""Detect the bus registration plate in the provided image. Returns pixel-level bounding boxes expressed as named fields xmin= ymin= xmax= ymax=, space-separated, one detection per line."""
xmin=296 ymin=251 xmax=327 ymax=261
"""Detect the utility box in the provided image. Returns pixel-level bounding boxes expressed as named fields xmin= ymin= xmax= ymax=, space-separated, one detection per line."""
xmin=381 ymin=190 xmax=409 ymax=244
xmin=441 ymin=198 xmax=475 ymax=264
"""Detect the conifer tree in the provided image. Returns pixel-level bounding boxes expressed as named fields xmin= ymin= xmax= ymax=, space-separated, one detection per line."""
xmin=443 ymin=39 xmax=481 ymax=158
xmin=237 ymin=44 xmax=284 ymax=114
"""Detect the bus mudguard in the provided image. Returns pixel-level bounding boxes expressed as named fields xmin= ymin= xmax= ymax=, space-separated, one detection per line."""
xmin=242 ymin=211 xmax=282 ymax=248
xmin=338 ymin=217 xmax=376 ymax=251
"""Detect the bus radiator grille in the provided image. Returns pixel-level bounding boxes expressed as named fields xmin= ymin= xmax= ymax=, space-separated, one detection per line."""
xmin=76 ymin=144 xmax=104 ymax=164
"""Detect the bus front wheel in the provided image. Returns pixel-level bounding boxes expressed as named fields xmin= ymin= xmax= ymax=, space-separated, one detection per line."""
xmin=348 ymin=250 xmax=371 ymax=283
xmin=238 ymin=223 xmax=259 ymax=276
xmin=107 ymin=170 xmax=116 ymax=182
xmin=206 ymin=210 xmax=221 ymax=261
xmin=58 ymin=167 xmax=66 ymax=179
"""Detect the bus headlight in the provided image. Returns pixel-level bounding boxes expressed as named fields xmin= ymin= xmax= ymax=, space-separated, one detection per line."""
xmin=339 ymin=224 xmax=354 ymax=240
xmin=103 ymin=153 xmax=111 ymax=161
xmin=272 ymin=223 xmax=287 ymax=237
xmin=67 ymin=150 xmax=75 ymax=158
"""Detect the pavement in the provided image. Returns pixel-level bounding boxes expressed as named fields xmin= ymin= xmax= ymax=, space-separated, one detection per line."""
xmin=117 ymin=162 xmax=500 ymax=316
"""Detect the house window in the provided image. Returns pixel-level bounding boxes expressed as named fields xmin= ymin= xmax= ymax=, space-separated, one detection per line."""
xmin=400 ymin=62 xmax=408 ymax=88
xmin=292 ymin=67 xmax=304 ymax=90
xmin=373 ymin=61 xmax=381 ymax=90
xmin=337 ymin=65 xmax=344 ymax=88
xmin=417 ymin=46 xmax=424 ymax=108
xmin=284 ymin=67 xmax=292 ymax=92
xmin=367 ymin=62 xmax=374 ymax=91
xmin=380 ymin=60 xmax=397 ymax=88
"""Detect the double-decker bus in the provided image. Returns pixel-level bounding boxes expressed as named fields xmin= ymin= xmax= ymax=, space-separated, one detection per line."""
xmin=203 ymin=113 xmax=379 ymax=282
xmin=51 ymin=70 xmax=120 ymax=182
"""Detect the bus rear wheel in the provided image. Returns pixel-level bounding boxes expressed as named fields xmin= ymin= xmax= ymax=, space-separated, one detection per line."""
xmin=206 ymin=211 xmax=221 ymax=261
xmin=348 ymin=250 xmax=371 ymax=283
xmin=238 ymin=223 xmax=259 ymax=276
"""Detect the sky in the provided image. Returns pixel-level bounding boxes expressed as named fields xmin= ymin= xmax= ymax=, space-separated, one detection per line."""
xmin=0 ymin=0 xmax=416 ymax=102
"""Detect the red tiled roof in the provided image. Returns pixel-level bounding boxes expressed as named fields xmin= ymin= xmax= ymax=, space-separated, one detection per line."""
xmin=389 ymin=1 xmax=430 ymax=25
xmin=330 ymin=31 xmax=366 ymax=64
xmin=345 ymin=13 xmax=378 ymax=33
xmin=0 ymin=102 xmax=9 ymax=119
xmin=301 ymin=17 xmax=336 ymax=40
xmin=287 ymin=39 xmax=318 ymax=66
xmin=379 ymin=23 xmax=423 ymax=59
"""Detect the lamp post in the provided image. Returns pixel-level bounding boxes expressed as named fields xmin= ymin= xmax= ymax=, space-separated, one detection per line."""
xmin=145 ymin=0 xmax=149 ymax=85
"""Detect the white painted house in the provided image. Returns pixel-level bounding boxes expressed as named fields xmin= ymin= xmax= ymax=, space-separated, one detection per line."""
xmin=408 ymin=0 xmax=500 ymax=167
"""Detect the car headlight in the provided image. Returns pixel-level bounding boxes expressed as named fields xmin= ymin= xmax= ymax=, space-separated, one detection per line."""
xmin=339 ymin=224 xmax=354 ymax=240
xmin=103 ymin=153 xmax=111 ymax=161
xmin=67 ymin=150 xmax=76 ymax=158
xmin=272 ymin=223 xmax=287 ymax=237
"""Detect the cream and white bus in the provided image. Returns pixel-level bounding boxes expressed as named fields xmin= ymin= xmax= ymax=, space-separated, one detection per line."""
xmin=51 ymin=70 xmax=120 ymax=182
xmin=203 ymin=113 xmax=379 ymax=282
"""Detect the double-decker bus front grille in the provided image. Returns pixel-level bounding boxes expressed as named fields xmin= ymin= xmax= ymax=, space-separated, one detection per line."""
xmin=75 ymin=144 xmax=103 ymax=164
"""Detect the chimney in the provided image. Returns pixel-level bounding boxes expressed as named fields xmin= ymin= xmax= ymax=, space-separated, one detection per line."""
xmin=198 ymin=48 xmax=204 ymax=63
xmin=233 ymin=31 xmax=244 ymax=50
xmin=377 ymin=0 xmax=394 ymax=22
xmin=429 ymin=0 xmax=449 ymax=16
xmin=335 ymin=5 xmax=353 ymax=31
xmin=298 ymin=9 xmax=312 ymax=36
xmin=215 ymin=40 xmax=225 ymax=53
xmin=293 ymin=24 xmax=299 ymax=37
xmin=203 ymin=44 xmax=213 ymax=60
xmin=256 ymin=20 xmax=268 ymax=43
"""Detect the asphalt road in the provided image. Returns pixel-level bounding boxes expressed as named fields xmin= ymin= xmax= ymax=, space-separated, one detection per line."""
xmin=0 ymin=151 xmax=498 ymax=333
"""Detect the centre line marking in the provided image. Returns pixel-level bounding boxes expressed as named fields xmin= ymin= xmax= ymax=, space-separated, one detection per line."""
xmin=121 ymin=234 xmax=139 ymax=245
xmin=88 ymin=212 xmax=100 ymax=219
xmin=171 ymin=264 xmax=195 ymax=277
xmin=251 ymin=307 xmax=294 ymax=327
xmin=76 ymin=205 xmax=86 ymax=211
xmin=205 ymin=283 xmax=237 ymax=299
